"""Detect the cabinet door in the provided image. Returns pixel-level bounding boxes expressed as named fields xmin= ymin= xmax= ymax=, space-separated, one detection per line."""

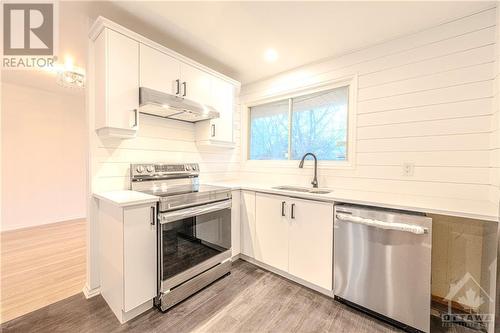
xmin=180 ymin=63 xmax=212 ymax=105
xmin=123 ymin=204 xmax=157 ymax=312
xmin=210 ymin=77 xmax=234 ymax=143
xmin=288 ymin=199 xmax=333 ymax=290
xmin=140 ymin=44 xmax=181 ymax=95
xmin=255 ymin=193 xmax=289 ymax=272
xmin=240 ymin=191 xmax=256 ymax=258
xmin=95 ymin=28 xmax=139 ymax=133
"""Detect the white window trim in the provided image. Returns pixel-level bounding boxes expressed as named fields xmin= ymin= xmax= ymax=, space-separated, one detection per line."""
xmin=240 ymin=75 xmax=357 ymax=170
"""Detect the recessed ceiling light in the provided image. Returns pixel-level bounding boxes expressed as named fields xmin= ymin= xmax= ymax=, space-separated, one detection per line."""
xmin=264 ymin=48 xmax=278 ymax=62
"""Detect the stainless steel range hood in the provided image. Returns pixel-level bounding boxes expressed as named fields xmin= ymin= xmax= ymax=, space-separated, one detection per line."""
xmin=139 ymin=87 xmax=219 ymax=123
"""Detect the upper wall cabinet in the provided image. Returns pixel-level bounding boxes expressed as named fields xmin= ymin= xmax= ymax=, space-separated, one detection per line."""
xmin=195 ymin=77 xmax=235 ymax=146
xmin=94 ymin=28 xmax=139 ymax=138
xmin=90 ymin=17 xmax=239 ymax=145
xmin=180 ymin=63 xmax=212 ymax=106
xmin=140 ymin=44 xmax=181 ymax=96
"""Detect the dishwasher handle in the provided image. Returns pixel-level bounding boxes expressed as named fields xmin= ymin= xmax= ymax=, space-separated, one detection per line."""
xmin=336 ymin=212 xmax=428 ymax=235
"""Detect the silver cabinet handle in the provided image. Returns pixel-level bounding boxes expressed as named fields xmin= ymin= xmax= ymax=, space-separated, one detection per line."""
xmin=150 ymin=205 xmax=156 ymax=226
xmin=182 ymin=82 xmax=187 ymax=97
xmin=335 ymin=213 xmax=428 ymax=234
xmin=132 ymin=109 xmax=138 ymax=128
xmin=211 ymin=124 xmax=216 ymax=137
xmin=175 ymin=79 xmax=180 ymax=95
xmin=281 ymin=201 xmax=286 ymax=217
xmin=290 ymin=203 xmax=295 ymax=219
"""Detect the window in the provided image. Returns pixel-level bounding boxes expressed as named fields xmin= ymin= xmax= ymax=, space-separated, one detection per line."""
xmin=249 ymin=86 xmax=349 ymax=161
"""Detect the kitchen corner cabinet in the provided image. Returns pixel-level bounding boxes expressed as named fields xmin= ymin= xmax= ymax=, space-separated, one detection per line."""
xmin=97 ymin=200 xmax=157 ymax=323
xmin=240 ymin=191 xmax=257 ymax=258
xmin=254 ymin=192 xmax=334 ymax=290
xmin=195 ymin=77 xmax=235 ymax=146
xmin=231 ymin=190 xmax=241 ymax=257
xmin=93 ymin=28 xmax=139 ymax=138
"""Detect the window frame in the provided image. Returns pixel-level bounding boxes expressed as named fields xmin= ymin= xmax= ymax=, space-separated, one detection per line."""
xmin=242 ymin=76 xmax=357 ymax=170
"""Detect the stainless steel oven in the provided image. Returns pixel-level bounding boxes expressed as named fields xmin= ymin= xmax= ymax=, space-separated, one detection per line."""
xmin=158 ymin=196 xmax=232 ymax=310
xmin=130 ymin=163 xmax=232 ymax=312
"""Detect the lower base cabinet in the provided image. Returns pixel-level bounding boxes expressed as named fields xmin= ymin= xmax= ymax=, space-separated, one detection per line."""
xmin=255 ymin=193 xmax=289 ymax=272
xmin=246 ymin=192 xmax=334 ymax=290
xmin=240 ymin=191 xmax=256 ymax=257
xmin=288 ymin=197 xmax=333 ymax=290
xmin=98 ymin=200 xmax=157 ymax=323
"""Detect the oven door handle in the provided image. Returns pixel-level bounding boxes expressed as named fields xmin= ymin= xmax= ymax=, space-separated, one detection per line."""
xmin=159 ymin=200 xmax=231 ymax=224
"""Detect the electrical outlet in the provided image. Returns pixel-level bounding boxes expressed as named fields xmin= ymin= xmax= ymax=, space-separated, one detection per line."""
xmin=402 ymin=163 xmax=415 ymax=177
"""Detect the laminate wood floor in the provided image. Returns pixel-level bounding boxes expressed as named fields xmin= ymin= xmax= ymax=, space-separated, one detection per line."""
xmin=0 ymin=259 xmax=474 ymax=333
xmin=0 ymin=219 xmax=86 ymax=323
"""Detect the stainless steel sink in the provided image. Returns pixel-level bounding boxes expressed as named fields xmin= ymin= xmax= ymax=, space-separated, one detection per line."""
xmin=272 ymin=186 xmax=331 ymax=194
xmin=272 ymin=185 xmax=310 ymax=192
xmin=309 ymin=189 xmax=331 ymax=194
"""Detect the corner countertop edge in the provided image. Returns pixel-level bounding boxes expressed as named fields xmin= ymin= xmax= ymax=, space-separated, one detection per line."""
xmin=93 ymin=190 xmax=159 ymax=207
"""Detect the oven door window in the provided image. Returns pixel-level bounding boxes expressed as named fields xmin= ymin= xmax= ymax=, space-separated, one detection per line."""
xmin=161 ymin=206 xmax=231 ymax=281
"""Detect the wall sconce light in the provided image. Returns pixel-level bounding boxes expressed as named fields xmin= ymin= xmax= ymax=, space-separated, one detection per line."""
xmin=54 ymin=56 xmax=85 ymax=88
xmin=57 ymin=69 xmax=85 ymax=88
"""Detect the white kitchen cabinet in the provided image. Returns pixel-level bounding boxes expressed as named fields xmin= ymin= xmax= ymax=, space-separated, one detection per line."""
xmin=98 ymin=199 xmax=157 ymax=323
xmin=180 ymin=63 xmax=212 ymax=105
xmin=255 ymin=193 xmax=289 ymax=272
xmin=94 ymin=28 xmax=139 ymax=138
xmin=195 ymin=77 xmax=235 ymax=146
xmin=140 ymin=44 xmax=181 ymax=95
xmin=288 ymin=198 xmax=333 ymax=290
xmin=90 ymin=17 xmax=239 ymax=144
xmin=251 ymin=192 xmax=334 ymax=290
xmin=123 ymin=204 xmax=157 ymax=311
xmin=240 ymin=191 xmax=256 ymax=258
xmin=231 ymin=190 xmax=241 ymax=257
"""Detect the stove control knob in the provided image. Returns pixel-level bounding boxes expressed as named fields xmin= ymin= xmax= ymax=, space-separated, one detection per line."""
xmin=185 ymin=165 xmax=192 ymax=171
xmin=136 ymin=166 xmax=145 ymax=173
xmin=146 ymin=165 xmax=154 ymax=173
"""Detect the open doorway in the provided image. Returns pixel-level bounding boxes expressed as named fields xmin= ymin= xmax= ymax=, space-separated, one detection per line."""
xmin=1 ymin=71 xmax=87 ymax=323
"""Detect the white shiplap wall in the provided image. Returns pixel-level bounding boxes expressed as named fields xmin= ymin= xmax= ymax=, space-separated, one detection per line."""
xmin=492 ymin=7 xmax=500 ymax=206
xmin=91 ymin=112 xmax=241 ymax=192
xmin=240 ymin=7 xmax=498 ymax=203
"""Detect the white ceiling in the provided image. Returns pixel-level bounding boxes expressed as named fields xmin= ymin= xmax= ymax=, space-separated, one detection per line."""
xmin=112 ymin=1 xmax=495 ymax=84
xmin=1 ymin=1 xmax=495 ymax=93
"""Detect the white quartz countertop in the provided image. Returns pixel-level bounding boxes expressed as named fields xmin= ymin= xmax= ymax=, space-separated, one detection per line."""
xmin=93 ymin=190 xmax=159 ymax=207
xmin=206 ymin=181 xmax=499 ymax=222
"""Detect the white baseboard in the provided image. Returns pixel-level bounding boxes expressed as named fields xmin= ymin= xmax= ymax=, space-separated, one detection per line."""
xmin=83 ymin=284 xmax=101 ymax=299
xmin=1 ymin=217 xmax=86 ymax=232
xmin=238 ymin=254 xmax=334 ymax=298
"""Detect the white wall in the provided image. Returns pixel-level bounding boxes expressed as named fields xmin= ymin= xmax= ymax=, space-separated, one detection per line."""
xmin=241 ymin=7 xmax=498 ymax=204
xmin=1 ymin=83 xmax=87 ymax=231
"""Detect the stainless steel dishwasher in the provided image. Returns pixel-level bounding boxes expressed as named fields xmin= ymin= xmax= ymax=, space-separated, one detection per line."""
xmin=334 ymin=205 xmax=432 ymax=333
